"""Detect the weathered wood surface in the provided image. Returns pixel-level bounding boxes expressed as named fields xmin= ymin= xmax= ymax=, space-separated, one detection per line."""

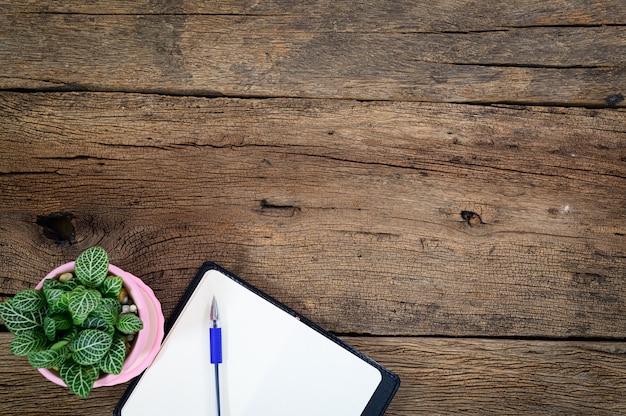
xmin=1 ymin=0 xmax=626 ymax=414
xmin=2 ymin=0 xmax=625 ymax=105
xmin=2 ymin=333 xmax=626 ymax=415
xmin=5 ymin=0 xmax=626 ymax=21
xmin=1 ymin=92 xmax=624 ymax=338
xmin=348 ymin=337 xmax=626 ymax=415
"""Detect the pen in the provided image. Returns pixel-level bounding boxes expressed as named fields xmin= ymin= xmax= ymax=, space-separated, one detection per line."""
xmin=210 ymin=296 xmax=222 ymax=416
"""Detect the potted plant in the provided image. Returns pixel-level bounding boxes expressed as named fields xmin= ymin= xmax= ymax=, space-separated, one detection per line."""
xmin=0 ymin=246 xmax=165 ymax=398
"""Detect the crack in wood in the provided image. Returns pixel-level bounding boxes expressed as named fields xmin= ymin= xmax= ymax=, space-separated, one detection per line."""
xmin=0 ymin=170 xmax=60 ymax=176
xmin=3 ymin=87 xmax=623 ymax=109
xmin=9 ymin=11 xmax=626 ymax=29
xmin=34 ymin=155 xmax=119 ymax=162
xmin=333 ymin=230 xmax=401 ymax=240
xmin=258 ymin=199 xmax=301 ymax=217
xmin=443 ymin=62 xmax=611 ymax=70
xmin=284 ymin=150 xmax=626 ymax=181
xmin=18 ymin=11 xmax=293 ymax=17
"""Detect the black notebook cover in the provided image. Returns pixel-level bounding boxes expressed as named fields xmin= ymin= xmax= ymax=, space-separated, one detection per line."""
xmin=114 ymin=262 xmax=399 ymax=415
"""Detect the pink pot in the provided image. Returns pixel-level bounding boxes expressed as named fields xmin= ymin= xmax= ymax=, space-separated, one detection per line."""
xmin=35 ymin=262 xmax=165 ymax=388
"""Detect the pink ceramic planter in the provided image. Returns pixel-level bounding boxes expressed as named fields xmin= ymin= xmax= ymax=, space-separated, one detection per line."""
xmin=35 ymin=261 xmax=165 ymax=388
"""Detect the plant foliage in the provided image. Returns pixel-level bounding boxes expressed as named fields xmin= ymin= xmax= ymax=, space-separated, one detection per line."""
xmin=0 ymin=247 xmax=144 ymax=398
xmin=74 ymin=246 xmax=109 ymax=288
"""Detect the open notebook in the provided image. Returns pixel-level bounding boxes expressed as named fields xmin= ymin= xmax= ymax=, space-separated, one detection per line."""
xmin=114 ymin=263 xmax=399 ymax=416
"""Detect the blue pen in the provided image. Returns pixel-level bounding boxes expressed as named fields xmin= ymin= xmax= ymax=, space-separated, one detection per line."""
xmin=210 ymin=296 xmax=222 ymax=416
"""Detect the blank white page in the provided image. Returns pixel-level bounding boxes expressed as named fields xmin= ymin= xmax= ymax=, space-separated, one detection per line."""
xmin=120 ymin=269 xmax=382 ymax=416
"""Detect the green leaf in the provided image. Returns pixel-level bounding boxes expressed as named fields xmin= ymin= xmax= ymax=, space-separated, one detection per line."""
xmin=52 ymin=313 xmax=73 ymax=330
xmin=59 ymin=327 xmax=79 ymax=344
xmin=42 ymin=278 xmax=61 ymax=291
xmin=28 ymin=347 xmax=67 ymax=368
xmin=99 ymin=276 xmax=123 ymax=299
xmin=68 ymin=287 xmax=101 ymax=325
xmin=43 ymin=316 xmax=56 ymax=341
xmin=82 ymin=315 xmax=114 ymax=335
xmin=43 ymin=288 xmax=66 ymax=311
xmin=102 ymin=297 xmax=122 ymax=315
xmin=99 ymin=334 xmax=127 ymax=375
xmin=116 ymin=313 xmax=143 ymax=334
xmin=11 ymin=290 xmax=46 ymax=312
xmin=91 ymin=298 xmax=120 ymax=326
xmin=43 ymin=276 xmax=78 ymax=293
xmin=74 ymin=246 xmax=109 ymax=288
xmin=50 ymin=339 xmax=70 ymax=351
xmin=0 ymin=301 xmax=11 ymax=326
xmin=50 ymin=291 xmax=72 ymax=315
xmin=69 ymin=329 xmax=113 ymax=366
xmin=59 ymin=360 xmax=99 ymax=398
xmin=9 ymin=330 xmax=48 ymax=356
xmin=57 ymin=279 xmax=79 ymax=292
xmin=0 ymin=301 xmax=46 ymax=334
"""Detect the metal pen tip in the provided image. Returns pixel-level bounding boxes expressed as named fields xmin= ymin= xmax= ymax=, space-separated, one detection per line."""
xmin=210 ymin=296 xmax=219 ymax=321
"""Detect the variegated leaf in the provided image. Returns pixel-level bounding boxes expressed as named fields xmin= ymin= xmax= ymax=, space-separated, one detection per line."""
xmin=59 ymin=360 xmax=99 ymax=398
xmin=68 ymin=287 xmax=101 ymax=325
xmin=60 ymin=327 xmax=79 ymax=344
xmin=99 ymin=334 xmax=127 ymax=375
xmin=74 ymin=246 xmax=109 ymax=288
xmin=43 ymin=316 xmax=56 ymax=341
xmin=42 ymin=278 xmax=61 ymax=291
xmin=82 ymin=315 xmax=114 ymax=335
xmin=91 ymin=297 xmax=120 ymax=326
xmin=70 ymin=329 xmax=113 ymax=366
xmin=11 ymin=290 xmax=46 ymax=312
xmin=52 ymin=313 xmax=73 ymax=330
xmin=28 ymin=347 xmax=67 ymax=368
xmin=9 ymin=330 xmax=48 ymax=356
xmin=43 ymin=288 xmax=66 ymax=312
xmin=116 ymin=313 xmax=144 ymax=334
xmin=57 ymin=279 xmax=79 ymax=292
xmin=99 ymin=276 xmax=123 ymax=299
xmin=50 ymin=291 xmax=72 ymax=315
xmin=0 ymin=301 xmax=46 ymax=334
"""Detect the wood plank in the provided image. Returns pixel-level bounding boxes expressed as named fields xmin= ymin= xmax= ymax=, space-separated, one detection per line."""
xmin=1 ymin=4 xmax=624 ymax=105
xmin=1 ymin=92 xmax=624 ymax=337
xmin=346 ymin=336 xmax=626 ymax=415
xmin=5 ymin=0 xmax=626 ymax=28
xmin=2 ymin=333 xmax=626 ymax=415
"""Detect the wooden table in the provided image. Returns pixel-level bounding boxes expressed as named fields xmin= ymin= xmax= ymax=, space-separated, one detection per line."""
xmin=1 ymin=1 xmax=625 ymax=414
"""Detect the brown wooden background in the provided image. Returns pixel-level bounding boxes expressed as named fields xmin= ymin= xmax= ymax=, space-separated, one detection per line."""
xmin=1 ymin=1 xmax=625 ymax=414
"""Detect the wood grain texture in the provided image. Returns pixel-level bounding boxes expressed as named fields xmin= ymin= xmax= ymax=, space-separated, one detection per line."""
xmin=2 ymin=333 xmax=626 ymax=415
xmin=2 ymin=1 xmax=625 ymax=105
xmin=1 ymin=3 xmax=625 ymax=412
xmin=1 ymin=92 xmax=624 ymax=337
xmin=347 ymin=336 xmax=626 ymax=415
xmin=4 ymin=0 xmax=626 ymax=27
